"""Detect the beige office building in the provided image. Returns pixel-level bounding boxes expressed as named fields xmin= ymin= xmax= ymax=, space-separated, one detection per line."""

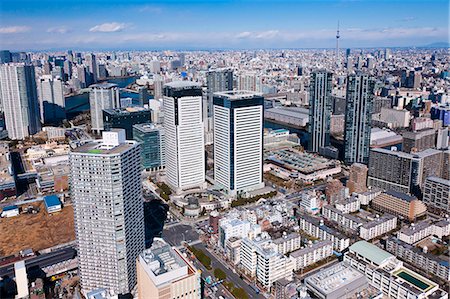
xmin=136 ymin=238 xmax=201 ymax=299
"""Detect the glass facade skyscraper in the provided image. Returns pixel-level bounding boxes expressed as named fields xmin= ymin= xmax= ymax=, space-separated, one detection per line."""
xmin=133 ymin=123 xmax=165 ymax=171
xmin=309 ymin=71 xmax=333 ymax=152
xmin=344 ymin=74 xmax=375 ymax=164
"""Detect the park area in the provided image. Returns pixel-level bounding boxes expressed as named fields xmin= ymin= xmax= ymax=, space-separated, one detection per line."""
xmin=0 ymin=202 xmax=75 ymax=256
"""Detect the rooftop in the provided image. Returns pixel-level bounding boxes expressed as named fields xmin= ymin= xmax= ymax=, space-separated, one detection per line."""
xmin=384 ymin=190 xmax=417 ymax=202
xmin=426 ymin=176 xmax=450 ymax=186
xmin=398 ymin=221 xmax=432 ymax=236
xmin=214 ymin=90 xmax=262 ymax=100
xmin=90 ymin=82 xmax=118 ymax=89
xmin=164 ymin=81 xmax=200 ymax=89
xmin=44 ymin=195 xmax=61 ymax=207
xmin=304 ymin=262 xmax=367 ymax=295
xmin=349 ymin=241 xmax=394 ymax=266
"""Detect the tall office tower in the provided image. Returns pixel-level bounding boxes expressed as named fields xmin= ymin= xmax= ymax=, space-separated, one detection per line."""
xmin=0 ymin=64 xmax=41 ymax=140
xmin=85 ymin=53 xmax=98 ymax=83
xmin=179 ymin=53 xmax=186 ymax=66
xmin=63 ymin=60 xmax=72 ymax=80
xmin=77 ymin=66 xmax=88 ymax=88
xmin=163 ymin=81 xmax=205 ymax=194
xmin=347 ymin=163 xmax=368 ymax=193
xmin=89 ymin=83 xmax=120 ymax=134
xmin=37 ymin=75 xmax=65 ymax=124
xmin=0 ymin=50 xmax=12 ymax=64
xmin=309 ymin=71 xmax=333 ymax=152
xmin=213 ymin=91 xmax=265 ymax=196
xmin=136 ymin=238 xmax=201 ymax=299
xmin=153 ymin=74 xmax=164 ymax=100
xmin=384 ymin=48 xmax=391 ymax=60
xmin=133 ymin=123 xmax=165 ymax=171
xmin=43 ymin=61 xmax=52 ymax=75
xmin=149 ymin=60 xmax=160 ymax=74
xmin=206 ymin=68 xmax=234 ymax=118
xmin=344 ymin=74 xmax=375 ymax=164
xmin=70 ymin=129 xmax=145 ymax=296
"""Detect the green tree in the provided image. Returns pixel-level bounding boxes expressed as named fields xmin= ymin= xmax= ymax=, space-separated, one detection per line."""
xmin=213 ymin=268 xmax=227 ymax=280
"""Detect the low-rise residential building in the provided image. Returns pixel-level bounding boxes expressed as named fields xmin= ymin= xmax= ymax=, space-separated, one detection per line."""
xmin=322 ymin=205 xmax=364 ymax=231
xmin=240 ymin=237 xmax=295 ymax=291
xmin=359 ymin=214 xmax=397 ymax=240
xmin=0 ymin=142 xmax=16 ymax=200
xmin=298 ymin=215 xmax=350 ymax=252
xmin=218 ymin=218 xmax=252 ymax=250
xmin=335 ymin=196 xmax=360 ymax=213
xmin=371 ymin=190 xmax=427 ymax=221
xmin=344 ymin=241 xmax=447 ymax=299
xmin=290 ymin=240 xmax=333 ymax=271
xmin=272 ymin=232 xmax=302 ymax=255
xmin=397 ymin=221 xmax=434 ymax=244
xmin=386 ymin=237 xmax=449 ymax=282
xmin=225 ymin=237 xmax=242 ymax=265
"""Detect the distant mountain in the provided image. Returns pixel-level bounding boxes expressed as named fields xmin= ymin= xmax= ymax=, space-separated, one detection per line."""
xmin=421 ymin=42 xmax=450 ymax=48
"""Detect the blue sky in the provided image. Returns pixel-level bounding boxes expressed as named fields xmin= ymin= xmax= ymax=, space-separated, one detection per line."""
xmin=0 ymin=0 xmax=448 ymax=50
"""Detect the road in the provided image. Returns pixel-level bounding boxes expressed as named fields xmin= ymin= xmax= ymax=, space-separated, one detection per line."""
xmin=194 ymin=244 xmax=264 ymax=299
xmin=162 ymin=224 xmax=201 ymax=249
xmin=0 ymin=247 xmax=76 ymax=278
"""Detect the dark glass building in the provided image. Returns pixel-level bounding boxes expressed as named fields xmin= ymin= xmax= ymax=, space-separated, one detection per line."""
xmin=133 ymin=123 xmax=165 ymax=171
xmin=103 ymin=107 xmax=151 ymax=139
xmin=344 ymin=74 xmax=375 ymax=165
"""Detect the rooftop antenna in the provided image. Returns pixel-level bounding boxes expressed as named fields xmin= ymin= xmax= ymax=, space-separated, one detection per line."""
xmin=336 ymin=21 xmax=340 ymax=67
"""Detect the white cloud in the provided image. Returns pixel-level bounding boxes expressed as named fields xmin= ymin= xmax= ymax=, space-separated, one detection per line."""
xmin=236 ymin=31 xmax=252 ymax=39
xmin=89 ymin=22 xmax=128 ymax=33
xmin=0 ymin=26 xmax=31 ymax=34
xmin=47 ymin=26 xmax=70 ymax=34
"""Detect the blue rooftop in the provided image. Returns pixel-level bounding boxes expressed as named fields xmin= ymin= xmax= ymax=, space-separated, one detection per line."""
xmin=2 ymin=205 xmax=18 ymax=212
xmin=44 ymin=195 xmax=61 ymax=207
xmin=385 ymin=190 xmax=416 ymax=202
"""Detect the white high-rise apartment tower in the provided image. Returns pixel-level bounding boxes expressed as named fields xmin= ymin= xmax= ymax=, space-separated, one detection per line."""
xmin=0 ymin=64 xmax=41 ymax=140
xmin=214 ymin=91 xmax=265 ymax=196
xmin=89 ymin=83 xmax=120 ymax=134
xmin=163 ymin=81 xmax=206 ymax=194
xmin=70 ymin=129 xmax=145 ymax=296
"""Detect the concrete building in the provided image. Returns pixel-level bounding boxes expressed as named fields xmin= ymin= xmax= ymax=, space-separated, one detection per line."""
xmin=238 ymin=72 xmax=262 ymax=92
xmin=272 ymin=232 xmax=302 ymax=255
xmin=375 ymin=107 xmax=410 ymax=128
xmin=309 ymin=71 xmax=332 ymax=152
xmin=402 ymin=128 xmax=436 ymax=153
xmin=423 ymin=176 xmax=449 ymax=212
xmin=89 ymin=83 xmax=120 ymax=134
xmin=386 ymin=237 xmax=449 ymax=282
xmin=70 ymin=129 xmax=145 ymax=295
xmin=0 ymin=64 xmax=41 ymax=140
xmin=298 ymin=215 xmax=350 ymax=252
xmin=132 ymin=123 xmax=165 ymax=171
xmin=412 ymin=117 xmax=434 ymax=131
xmin=265 ymin=107 xmax=309 ymax=127
xmin=213 ymin=91 xmax=265 ymax=196
xmin=0 ymin=142 xmax=16 ymax=200
xmin=368 ymin=148 xmax=448 ymax=195
xmin=240 ymin=237 xmax=294 ymax=291
xmin=15 ymin=261 xmax=29 ymax=299
xmin=347 ymin=163 xmax=368 ymax=194
xmin=344 ymin=74 xmax=375 ymax=164
xmin=225 ymin=237 xmax=242 ymax=265
xmin=372 ymin=190 xmax=427 ymax=221
xmin=163 ymin=81 xmax=205 ymax=194
xmin=290 ymin=240 xmax=333 ymax=271
xmin=37 ymin=75 xmax=65 ymax=124
xmin=359 ymin=214 xmax=397 ymax=240
xmin=206 ymin=68 xmax=233 ymax=120
xmin=218 ymin=218 xmax=252 ymax=249
xmin=304 ymin=262 xmax=375 ymax=299
xmin=397 ymin=221 xmax=434 ymax=244
xmin=344 ymin=241 xmax=447 ymax=299
xmin=136 ymin=238 xmax=201 ymax=299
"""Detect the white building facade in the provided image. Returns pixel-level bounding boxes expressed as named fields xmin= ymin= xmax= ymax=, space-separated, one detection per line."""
xmin=213 ymin=91 xmax=265 ymax=196
xmin=70 ymin=130 xmax=145 ymax=295
xmin=89 ymin=83 xmax=120 ymax=134
xmin=163 ymin=82 xmax=205 ymax=194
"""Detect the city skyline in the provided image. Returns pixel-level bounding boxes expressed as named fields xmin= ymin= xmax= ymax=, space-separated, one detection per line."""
xmin=0 ymin=0 xmax=449 ymax=51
